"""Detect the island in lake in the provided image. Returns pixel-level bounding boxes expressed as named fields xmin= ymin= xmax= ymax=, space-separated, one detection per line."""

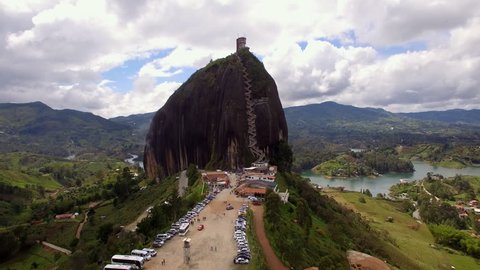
xmin=312 ymin=148 xmax=414 ymax=178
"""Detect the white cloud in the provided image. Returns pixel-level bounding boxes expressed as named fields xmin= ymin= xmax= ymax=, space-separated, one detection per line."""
xmin=341 ymin=0 xmax=480 ymax=46
xmin=138 ymin=47 xmax=227 ymax=78
xmin=95 ymin=76 xmax=181 ymax=117
xmin=0 ymin=0 xmax=479 ymax=118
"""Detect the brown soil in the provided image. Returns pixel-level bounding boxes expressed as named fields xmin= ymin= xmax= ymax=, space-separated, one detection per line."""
xmin=251 ymin=206 xmax=288 ymax=270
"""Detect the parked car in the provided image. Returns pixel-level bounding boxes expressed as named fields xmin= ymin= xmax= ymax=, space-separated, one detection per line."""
xmin=237 ymin=251 xmax=251 ymax=258
xmin=233 ymin=257 xmax=250 ymax=264
xmin=142 ymin=248 xmax=157 ymax=257
xmin=226 ymin=204 xmax=234 ymax=210
xmin=152 ymin=240 xmax=164 ymax=248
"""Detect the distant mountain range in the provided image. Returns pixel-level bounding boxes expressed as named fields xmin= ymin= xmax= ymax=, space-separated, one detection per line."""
xmin=1 ymin=101 xmax=479 ymax=159
xmin=400 ymin=109 xmax=480 ymax=125
xmin=109 ymin=111 xmax=155 ymax=141
xmin=284 ymin=102 xmax=480 ymax=152
xmin=0 ymin=102 xmax=141 ymax=158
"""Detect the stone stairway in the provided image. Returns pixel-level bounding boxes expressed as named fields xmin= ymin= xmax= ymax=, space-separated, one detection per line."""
xmin=236 ymin=55 xmax=266 ymax=163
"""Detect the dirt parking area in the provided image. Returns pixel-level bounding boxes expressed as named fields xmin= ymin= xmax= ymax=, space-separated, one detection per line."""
xmin=145 ymin=175 xmax=248 ymax=270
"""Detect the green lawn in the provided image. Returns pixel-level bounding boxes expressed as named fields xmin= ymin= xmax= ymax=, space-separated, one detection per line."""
xmin=328 ymin=190 xmax=480 ymax=270
xmin=448 ymin=253 xmax=480 ymax=270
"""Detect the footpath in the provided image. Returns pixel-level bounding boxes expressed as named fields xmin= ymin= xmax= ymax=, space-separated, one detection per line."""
xmin=41 ymin=241 xmax=72 ymax=255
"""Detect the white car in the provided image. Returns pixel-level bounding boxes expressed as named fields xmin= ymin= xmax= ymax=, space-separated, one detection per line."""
xmin=233 ymin=257 xmax=250 ymax=264
xmin=142 ymin=248 xmax=157 ymax=257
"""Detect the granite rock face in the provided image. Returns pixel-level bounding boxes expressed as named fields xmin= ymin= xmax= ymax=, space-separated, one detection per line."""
xmin=144 ymin=49 xmax=288 ymax=178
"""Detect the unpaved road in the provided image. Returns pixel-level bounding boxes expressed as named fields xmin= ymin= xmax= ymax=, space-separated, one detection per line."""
xmin=125 ymin=206 xmax=151 ymax=231
xmin=144 ymin=186 xmax=247 ymax=270
xmin=41 ymin=241 xmax=71 ymax=255
xmin=75 ymin=213 xmax=88 ymax=239
xmin=251 ymin=206 xmax=288 ymax=270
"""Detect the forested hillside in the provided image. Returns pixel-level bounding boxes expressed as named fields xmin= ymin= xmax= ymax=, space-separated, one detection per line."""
xmin=0 ymin=102 xmax=142 ymax=158
xmin=312 ymin=148 xmax=414 ymax=177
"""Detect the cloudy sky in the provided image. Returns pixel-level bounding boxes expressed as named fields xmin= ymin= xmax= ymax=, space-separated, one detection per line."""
xmin=1 ymin=0 xmax=479 ymax=117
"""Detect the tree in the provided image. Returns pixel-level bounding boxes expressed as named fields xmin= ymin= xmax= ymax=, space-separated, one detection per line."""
xmin=265 ymin=191 xmax=281 ymax=223
xmin=121 ymin=167 xmax=133 ymax=181
xmin=363 ymin=189 xmax=372 ymax=197
xmin=70 ymin=250 xmax=87 ymax=270
xmin=113 ymin=179 xmax=129 ymax=201
xmin=169 ymin=188 xmax=182 ymax=220
xmin=0 ymin=231 xmax=20 ymax=262
xmin=420 ymin=202 xmax=465 ymax=229
xmin=270 ymin=141 xmax=293 ymax=172
xmin=97 ymin=223 xmax=113 ymax=243
xmin=186 ymin=164 xmax=200 ymax=187
xmin=296 ymin=198 xmax=312 ymax=233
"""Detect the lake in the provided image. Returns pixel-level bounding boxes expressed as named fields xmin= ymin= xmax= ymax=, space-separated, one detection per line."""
xmin=302 ymin=161 xmax=480 ymax=196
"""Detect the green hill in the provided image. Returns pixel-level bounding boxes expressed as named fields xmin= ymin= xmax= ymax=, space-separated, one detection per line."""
xmin=283 ymin=102 xmax=480 ymax=162
xmin=400 ymin=109 xmax=480 ymax=126
xmin=109 ymin=111 xmax=154 ymax=142
xmin=0 ymin=102 xmax=141 ymax=158
xmin=112 ymin=101 xmax=480 ymax=153
xmin=285 ymin=102 xmax=480 ymax=147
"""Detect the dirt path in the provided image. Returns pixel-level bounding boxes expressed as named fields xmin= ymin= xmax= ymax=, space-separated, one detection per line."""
xmin=41 ymin=241 xmax=71 ymax=255
xmin=125 ymin=206 xmax=151 ymax=231
xmin=251 ymin=206 xmax=288 ymax=270
xmin=75 ymin=213 xmax=88 ymax=239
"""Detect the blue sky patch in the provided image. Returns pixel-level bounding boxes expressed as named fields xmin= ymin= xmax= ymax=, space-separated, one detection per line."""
xmin=102 ymin=48 xmax=174 ymax=92
xmin=297 ymin=41 xmax=308 ymax=50
xmin=376 ymin=41 xmax=427 ymax=56
xmin=158 ymin=67 xmax=197 ymax=85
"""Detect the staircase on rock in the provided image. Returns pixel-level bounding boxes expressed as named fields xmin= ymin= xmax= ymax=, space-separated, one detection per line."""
xmin=236 ymin=54 xmax=266 ymax=163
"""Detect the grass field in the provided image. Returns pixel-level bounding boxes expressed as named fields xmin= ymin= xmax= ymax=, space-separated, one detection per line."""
xmin=434 ymin=160 xmax=466 ymax=169
xmin=32 ymin=220 xmax=79 ymax=248
xmin=0 ymin=169 xmax=61 ymax=190
xmin=328 ymin=190 xmax=480 ymax=270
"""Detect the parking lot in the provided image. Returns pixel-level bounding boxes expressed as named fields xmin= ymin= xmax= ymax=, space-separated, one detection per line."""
xmin=145 ymin=179 xmax=249 ymax=269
